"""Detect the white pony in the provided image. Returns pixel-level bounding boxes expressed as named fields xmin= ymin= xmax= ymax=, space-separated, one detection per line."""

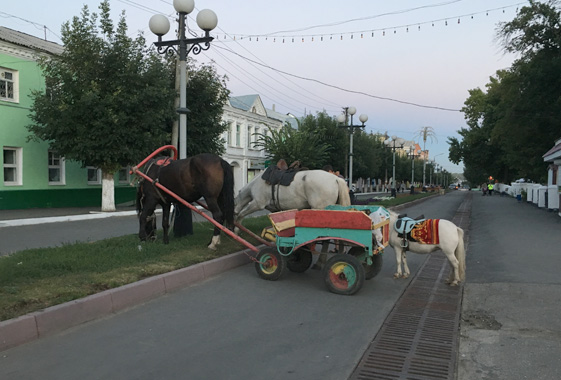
xmin=384 ymin=210 xmax=466 ymax=286
xmin=234 ymin=170 xmax=351 ymax=223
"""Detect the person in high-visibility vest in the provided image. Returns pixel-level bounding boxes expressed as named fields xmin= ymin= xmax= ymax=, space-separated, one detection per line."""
xmin=487 ymin=182 xmax=494 ymax=196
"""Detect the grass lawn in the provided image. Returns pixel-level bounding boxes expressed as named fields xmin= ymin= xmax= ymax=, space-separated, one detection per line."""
xmin=0 ymin=192 xmax=437 ymax=321
xmin=0 ymin=216 xmax=270 ymax=321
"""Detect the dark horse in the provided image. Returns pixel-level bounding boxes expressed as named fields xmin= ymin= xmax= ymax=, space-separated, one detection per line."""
xmin=136 ymin=153 xmax=235 ymax=249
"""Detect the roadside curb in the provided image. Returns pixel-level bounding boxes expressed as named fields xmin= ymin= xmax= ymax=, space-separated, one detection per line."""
xmin=0 ymin=210 xmax=138 ymax=228
xmin=0 ymin=248 xmax=257 ymax=352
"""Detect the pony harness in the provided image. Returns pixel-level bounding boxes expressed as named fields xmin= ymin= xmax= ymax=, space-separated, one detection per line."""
xmin=143 ymin=157 xmax=174 ymax=203
xmin=395 ymin=214 xmax=440 ymax=248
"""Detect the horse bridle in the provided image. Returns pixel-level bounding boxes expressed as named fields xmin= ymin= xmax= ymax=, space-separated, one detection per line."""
xmin=141 ymin=159 xmax=170 ymax=205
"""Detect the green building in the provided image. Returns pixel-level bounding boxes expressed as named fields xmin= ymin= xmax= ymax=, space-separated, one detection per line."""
xmin=1 ymin=27 xmax=135 ymax=210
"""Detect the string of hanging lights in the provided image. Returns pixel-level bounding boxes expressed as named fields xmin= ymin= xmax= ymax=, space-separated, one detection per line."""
xmin=219 ymin=3 xmax=525 ymax=43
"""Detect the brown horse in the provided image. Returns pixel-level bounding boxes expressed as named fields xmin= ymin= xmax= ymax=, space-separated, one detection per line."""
xmin=136 ymin=153 xmax=234 ymax=249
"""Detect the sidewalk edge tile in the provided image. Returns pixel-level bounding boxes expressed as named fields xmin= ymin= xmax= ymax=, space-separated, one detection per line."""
xmin=35 ymin=292 xmax=113 ymax=337
xmin=0 ymin=315 xmax=38 ymax=352
xmin=202 ymin=251 xmax=253 ymax=278
xmin=163 ymin=264 xmax=206 ymax=292
xmin=110 ymin=276 xmax=166 ymax=313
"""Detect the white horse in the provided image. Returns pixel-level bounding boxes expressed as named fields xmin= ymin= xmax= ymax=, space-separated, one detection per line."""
xmin=385 ymin=210 xmax=466 ymax=286
xmin=234 ymin=170 xmax=351 ymax=223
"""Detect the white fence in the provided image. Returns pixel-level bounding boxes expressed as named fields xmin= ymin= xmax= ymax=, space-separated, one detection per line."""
xmin=497 ymin=182 xmax=560 ymax=217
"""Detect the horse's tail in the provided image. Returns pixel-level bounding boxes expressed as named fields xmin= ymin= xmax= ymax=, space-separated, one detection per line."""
xmin=219 ymin=159 xmax=235 ymax=228
xmin=336 ymin=178 xmax=352 ymax=206
xmin=456 ymin=227 xmax=466 ymax=281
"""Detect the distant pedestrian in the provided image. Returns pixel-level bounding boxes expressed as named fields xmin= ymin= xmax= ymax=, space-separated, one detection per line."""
xmin=488 ymin=183 xmax=494 ymax=196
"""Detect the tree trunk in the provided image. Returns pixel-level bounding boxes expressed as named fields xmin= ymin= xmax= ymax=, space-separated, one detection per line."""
xmin=101 ymin=171 xmax=116 ymax=212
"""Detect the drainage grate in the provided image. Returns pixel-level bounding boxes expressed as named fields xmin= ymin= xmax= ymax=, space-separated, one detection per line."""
xmin=349 ymin=193 xmax=472 ymax=380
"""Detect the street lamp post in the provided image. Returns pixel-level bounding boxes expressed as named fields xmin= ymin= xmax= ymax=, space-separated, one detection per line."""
xmin=432 ymin=153 xmax=444 ymax=187
xmin=409 ymin=145 xmax=418 ymax=194
xmin=429 ymin=160 xmax=434 ymax=185
xmin=149 ymin=0 xmax=218 ymax=159
xmin=149 ymin=0 xmax=218 ymax=237
xmin=384 ymin=136 xmax=405 ymax=197
xmin=336 ymin=107 xmax=368 ymax=196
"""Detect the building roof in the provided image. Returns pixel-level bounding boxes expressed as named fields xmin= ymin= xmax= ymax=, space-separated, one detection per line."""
xmin=266 ymin=108 xmax=299 ymax=129
xmin=229 ymin=94 xmax=299 ymax=129
xmin=543 ymin=137 xmax=561 ymax=162
xmin=0 ymin=26 xmax=64 ymax=55
xmin=229 ymin=95 xmax=259 ymax=111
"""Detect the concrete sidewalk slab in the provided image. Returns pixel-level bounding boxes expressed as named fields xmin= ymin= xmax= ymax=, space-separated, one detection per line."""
xmin=459 ymin=283 xmax=561 ymax=380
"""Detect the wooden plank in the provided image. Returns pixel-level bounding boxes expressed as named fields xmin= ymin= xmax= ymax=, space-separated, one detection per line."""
xmin=268 ymin=209 xmax=297 ymax=237
xmin=295 ymin=209 xmax=372 ymax=230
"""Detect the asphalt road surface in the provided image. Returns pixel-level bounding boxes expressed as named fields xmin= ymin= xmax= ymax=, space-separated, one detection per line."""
xmin=0 ymin=192 xmax=467 ymax=380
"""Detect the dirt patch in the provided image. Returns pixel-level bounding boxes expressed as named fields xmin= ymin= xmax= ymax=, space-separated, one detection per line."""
xmin=462 ymin=309 xmax=502 ymax=330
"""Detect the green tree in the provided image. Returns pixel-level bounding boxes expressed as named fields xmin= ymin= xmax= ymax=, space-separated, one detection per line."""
xmin=299 ymin=111 xmax=348 ymax=172
xmin=184 ymin=61 xmax=230 ymax=156
xmin=28 ymin=1 xmax=176 ymax=211
xmin=352 ymin=131 xmax=385 ymax=180
xmin=452 ymin=0 xmax=561 ymax=184
xmin=255 ymin=124 xmax=330 ymax=169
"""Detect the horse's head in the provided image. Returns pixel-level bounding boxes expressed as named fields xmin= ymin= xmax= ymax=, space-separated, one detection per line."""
xmin=136 ymin=160 xmax=165 ymax=242
xmin=234 ymin=175 xmax=258 ymax=220
xmin=136 ymin=179 xmax=157 ymax=241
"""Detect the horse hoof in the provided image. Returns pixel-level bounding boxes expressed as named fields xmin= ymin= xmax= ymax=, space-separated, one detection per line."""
xmin=207 ymin=244 xmax=218 ymax=251
xmin=393 ymin=273 xmax=401 ymax=279
xmin=403 ymin=274 xmax=409 ymax=279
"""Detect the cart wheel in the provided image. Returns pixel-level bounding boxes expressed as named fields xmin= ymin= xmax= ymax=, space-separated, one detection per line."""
xmin=348 ymin=247 xmax=384 ymax=280
xmin=255 ymin=247 xmax=287 ymax=281
xmin=322 ymin=254 xmax=365 ymax=295
xmin=287 ymin=248 xmax=313 ymax=273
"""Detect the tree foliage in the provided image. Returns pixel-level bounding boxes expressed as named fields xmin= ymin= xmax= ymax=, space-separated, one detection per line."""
xmin=185 ymin=61 xmax=230 ymax=156
xmin=452 ymin=0 xmax=561 ymax=185
xmin=255 ymin=124 xmax=330 ymax=169
xmin=254 ymin=111 xmax=428 ymax=186
xmin=298 ymin=111 xmax=348 ymax=172
xmin=28 ymin=1 xmax=176 ymax=172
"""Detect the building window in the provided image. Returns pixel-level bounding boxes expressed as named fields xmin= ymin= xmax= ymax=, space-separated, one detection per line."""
xmin=226 ymin=121 xmax=233 ymax=146
xmin=3 ymin=147 xmax=22 ymax=185
xmin=48 ymin=150 xmax=65 ymax=185
xmin=253 ymin=127 xmax=260 ymax=148
xmin=0 ymin=68 xmax=17 ymax=102
xmin=236 ymin=124 xmax=241 ymax=147
xmin=247 ymin=126 xmax=252 ymax=148
xmin=87 ymin=167 xmax=101 ymax=185
xmin=118 ymin=167 xmax=130 ymax=184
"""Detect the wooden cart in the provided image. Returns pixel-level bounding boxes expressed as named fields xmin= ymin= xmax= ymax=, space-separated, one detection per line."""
xmin=255 ymin=205 xmax=390 ymax=295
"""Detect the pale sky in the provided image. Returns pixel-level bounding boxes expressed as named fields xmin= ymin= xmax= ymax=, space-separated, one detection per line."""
xmin=1 ymin=0 xmax=527 ymax=173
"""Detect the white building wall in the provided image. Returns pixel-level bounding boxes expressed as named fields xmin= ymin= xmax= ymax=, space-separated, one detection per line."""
xmin=220 ymin=103 xmax=285 ymax=195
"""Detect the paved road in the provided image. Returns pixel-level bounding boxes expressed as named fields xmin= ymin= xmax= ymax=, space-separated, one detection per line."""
xmin=0 ymin=207 xmax=258 ymax=256
xmin=0 ymin=192 xmax=466 ymax=380
xmin=459 ymin=193 xmax=561 ymax=380
xmin=0 ymin=214 xmax=139 ymax=255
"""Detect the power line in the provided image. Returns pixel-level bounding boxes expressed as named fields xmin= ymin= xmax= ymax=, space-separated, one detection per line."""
xmin=215 ymin=45 xmax=461 ymax=112
xmin=207 ymin=42 xmax=340 ymax=114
